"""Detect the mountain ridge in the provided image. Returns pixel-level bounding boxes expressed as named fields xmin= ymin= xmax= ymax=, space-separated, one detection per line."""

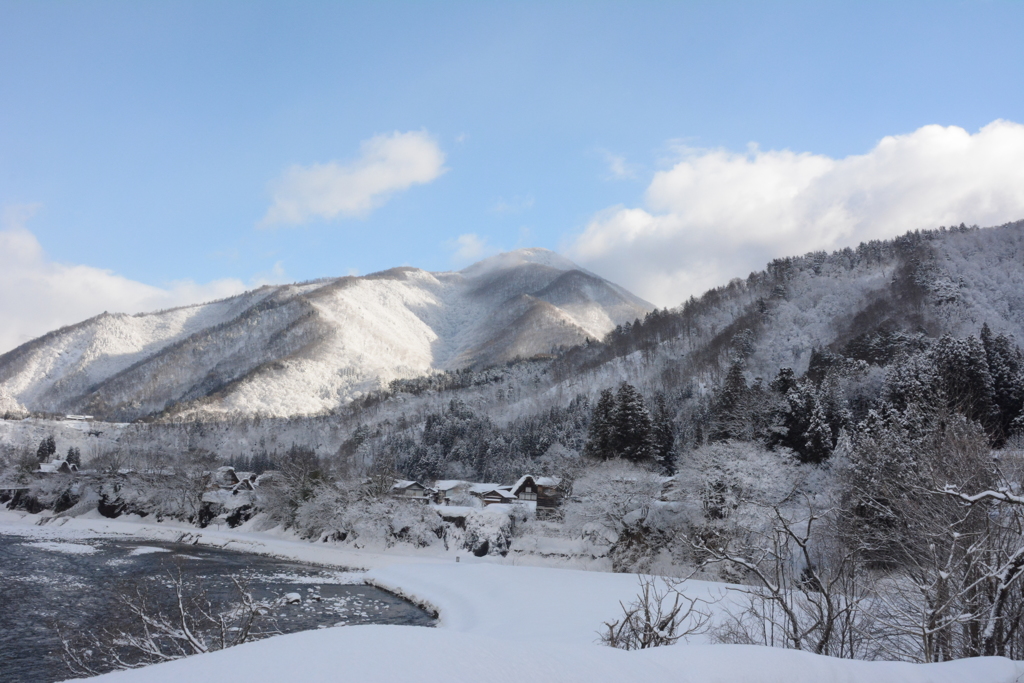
xmin=0 ymin=249 xmax=652 ymax=421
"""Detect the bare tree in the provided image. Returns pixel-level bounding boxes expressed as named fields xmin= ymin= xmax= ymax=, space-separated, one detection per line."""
xmin=59 ymin=565 xmax=281 ymax=676
xmin=693 ymin=497 xmax=874 ymax=659
xmin=600 ymin=575 xmax=711 ymax=650
xmin=843 ymin=411 xmax=1024 ymax=661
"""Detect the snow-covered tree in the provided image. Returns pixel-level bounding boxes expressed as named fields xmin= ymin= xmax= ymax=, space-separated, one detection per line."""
xmin=614 ymin=383 xmax=654 ymax=463
xmin=651 ymin=392 xmax=677 ymax=474
xmin=981 ymin=324 xmax=1024 ymax=443
xmin=36 ymin=434 xmax=56 ymax=463
xmin=585 ymin=389 xmax=617 ymax=461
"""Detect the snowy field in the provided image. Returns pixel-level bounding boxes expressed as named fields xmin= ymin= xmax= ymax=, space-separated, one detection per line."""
xmin=2 ymin=510 xmax=1021 ymax=683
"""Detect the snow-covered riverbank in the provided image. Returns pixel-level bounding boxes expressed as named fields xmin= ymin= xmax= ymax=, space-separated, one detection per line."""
xmin=4 ymin=510 xmax=1022 ymax=683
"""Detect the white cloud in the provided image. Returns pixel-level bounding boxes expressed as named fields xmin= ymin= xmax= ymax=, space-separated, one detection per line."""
xmin=261 ymin=130 xmax=447 ymax=226
xmin=448 ymin=233 xmax=494 ymax=263
xmin=600 ymin=150 xmax=639 ymax=180
xmin=0 ymin=206 xmax=262 ymax=354
xmin=568 ymin=120 xmax=1024 ymax=307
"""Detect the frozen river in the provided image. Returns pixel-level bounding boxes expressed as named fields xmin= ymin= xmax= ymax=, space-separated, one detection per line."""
xmin=0 ymin=531 xmax=435 ymax=683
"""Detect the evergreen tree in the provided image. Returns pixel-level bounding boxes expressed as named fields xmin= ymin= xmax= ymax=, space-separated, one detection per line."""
xmin=981 ymin=324 xmax=1024 ymax=443
xmin=711 ymin=359 xmax=749 ymax=441
xmin=770 ymin=367 xmax=799 ymax=395
xmin=771 ymin=378 xmax=814 ymax=456
xmin=803 ymin=401 xmax=833 ymax=464
xmin=36 ymin=435 xmax=56 ymax=463
xmin=932 ymin=334 xmax=996 ymax=431
xmin=651 ymin=392 xmax=677 ymax=473
xmin=585 ymin=389 xmax=617 ymax=460
xmin=66 ymin=446 xmax=81 ymax=466
xmin=613 ymin=382 xmax=654 ymax=463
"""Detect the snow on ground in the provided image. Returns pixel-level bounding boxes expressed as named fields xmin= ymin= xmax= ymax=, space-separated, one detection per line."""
xmin=365 ymin=562 xmax=731 ymax=645
xmin=69 ymin=624 xmax=1021 ymax=683
xmin=3 ymin=510 xmax=1021 ymax=682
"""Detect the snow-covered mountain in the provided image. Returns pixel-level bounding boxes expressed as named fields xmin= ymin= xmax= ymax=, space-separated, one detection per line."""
xmin=0 ymin=249 xmax=652 ymax=420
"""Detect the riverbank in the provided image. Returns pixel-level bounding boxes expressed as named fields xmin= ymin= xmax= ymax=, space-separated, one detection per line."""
xmin=4 ymin=509 xmax=1023 ymax=683
xmin=0 ymin=507 xmax=457 ymax=571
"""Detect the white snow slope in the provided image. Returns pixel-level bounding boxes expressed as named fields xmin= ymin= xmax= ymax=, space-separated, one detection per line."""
xmin=0 ymin=249 xmax=651 ymax=420
xmin=76 ymin=562 xmax=1021 ymax=683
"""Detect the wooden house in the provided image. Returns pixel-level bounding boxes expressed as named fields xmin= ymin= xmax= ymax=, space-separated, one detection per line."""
xmin=510 ymin=475 xmax=562 ymax=515
xmin=391 ymin=479 xmax=433 ymax=502
xmin=479 ymin=487 xmax=517 ymax=506
xmin=38 ymin=459 xmax=78 ymax=474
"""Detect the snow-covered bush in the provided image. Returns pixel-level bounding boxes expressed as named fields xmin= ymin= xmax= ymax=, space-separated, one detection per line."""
xmin=290 ymin=482 xmax=445 ymax=549
xmin=459 ymin=506 xmax=526 ymax=557
xmin=674 ymin=441 xmax=798 ymax=524
xmin=562 ymin=461 xmax=670 ymax=572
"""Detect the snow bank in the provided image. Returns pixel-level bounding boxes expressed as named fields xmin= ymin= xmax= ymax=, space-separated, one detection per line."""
xmin=71 ymin=624 xmax=1021 ymax=683
xmin=366 ymin=562 xmax=731 ymax=645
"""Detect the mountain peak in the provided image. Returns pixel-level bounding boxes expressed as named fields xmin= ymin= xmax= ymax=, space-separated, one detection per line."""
xmin=459 ymin=248 xmax=582 ymax=278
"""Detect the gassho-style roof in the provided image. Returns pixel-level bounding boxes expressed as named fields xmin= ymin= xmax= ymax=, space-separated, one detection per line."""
xmin=467 ymin=482 xmax=506 ymax=494
xmin=510 ymin=475 xmax=562 ymax=492
xmin=481 ymin=488 xmax=517 ymax=500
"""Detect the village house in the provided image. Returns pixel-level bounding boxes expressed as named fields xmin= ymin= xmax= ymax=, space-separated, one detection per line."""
xmin=509 ymin=475 xmax=562 ymax=516
xmin=432 ymin=480 xmax=471 ymax=505
xmin=38 ymin=459 xmax=78 ymax=475
xmin=391 ymin=479 xmax=434 ymax=502
xmin=478 ymin=487 xmax=518 ymax=506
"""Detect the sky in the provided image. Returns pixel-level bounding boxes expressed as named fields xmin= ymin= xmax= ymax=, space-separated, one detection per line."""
xmin=2 ymin=1 xmax=1024 ymax=353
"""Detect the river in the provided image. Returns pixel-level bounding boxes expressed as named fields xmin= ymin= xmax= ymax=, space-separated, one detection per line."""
xmin=0 ymin=530 xmax=434 ymax=683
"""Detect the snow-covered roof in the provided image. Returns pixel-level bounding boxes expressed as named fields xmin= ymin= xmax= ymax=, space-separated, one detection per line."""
xmin=510 ymin=474 xmax=561 ymax=492
xmin=38 ymin=460 xmax=75 ymax=474
xmin=392 ymin=480 xmax=427 ymax=491
xmin=202 ymin=488 xmax=256 ymax=508
xmin=468 ymin=483 xmax=504 ymax=494
xmin=433 ymin=480 xmax=467 ymax=491
xmin=511 ymin=475 xmax=535 ymax=493
xmin=482 ymin=488 xmax=517 ymax=500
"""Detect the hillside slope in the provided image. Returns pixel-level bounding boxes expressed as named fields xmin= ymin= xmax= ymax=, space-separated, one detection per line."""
xmin=0 ymin=249 xmax=651 ymax=421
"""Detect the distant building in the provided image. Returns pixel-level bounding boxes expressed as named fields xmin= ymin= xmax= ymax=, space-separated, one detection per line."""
xmin=391 ymin=480 xmax=433 ymax=501
xmin=38 ymin=459 xmax=78 ymax=474
xmin=510 ymin=475 xmax=562 ymax=516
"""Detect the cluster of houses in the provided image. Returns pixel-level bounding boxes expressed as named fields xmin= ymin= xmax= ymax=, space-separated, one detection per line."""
xmin=27 ymin=457 xmax=565 ymax=520
xmin=391 ymin=474 xmax=563 ymax=516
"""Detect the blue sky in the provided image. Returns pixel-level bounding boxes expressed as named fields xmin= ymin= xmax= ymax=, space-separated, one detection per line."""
xmin=2 ymin=1 xmax=1024 ymax=351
